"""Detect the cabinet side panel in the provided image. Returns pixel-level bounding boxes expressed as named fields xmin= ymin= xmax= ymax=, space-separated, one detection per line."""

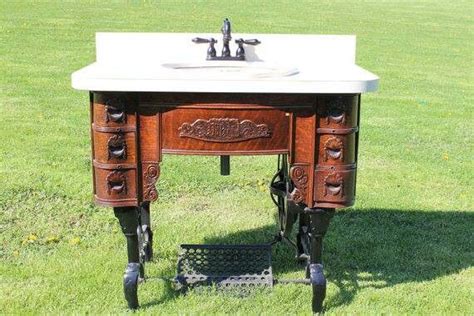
xmin=90 ymin=92 xmax=96 ymax=196
xmin=291 ymin=108 xmax=316 ymax=163
xmin=138 ymin=106 xmax=161 ymax=203
xmin=138 ymin=108 xmax=160 ymax=162
xmin=289 ymin=107 xmax=316 ymax=206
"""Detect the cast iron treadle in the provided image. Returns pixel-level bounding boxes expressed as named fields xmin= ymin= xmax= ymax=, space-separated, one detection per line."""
xmin=175 ymin=244 xmax=273 ymax=289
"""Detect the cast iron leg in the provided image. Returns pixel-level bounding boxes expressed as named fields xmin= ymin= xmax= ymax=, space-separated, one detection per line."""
xmin=305 ymin=208 xmax=335 ymax=314
xmin=114 ymin=207 xmax=142 ymax=309
xmin=139 ymin=202 xmax=153 ymax=262
xmin=296 ymin=213 xmax=310 ymax=262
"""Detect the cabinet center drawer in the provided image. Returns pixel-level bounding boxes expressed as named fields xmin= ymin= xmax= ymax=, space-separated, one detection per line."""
xmin=161 ymin=106 xmax=290 ymax=155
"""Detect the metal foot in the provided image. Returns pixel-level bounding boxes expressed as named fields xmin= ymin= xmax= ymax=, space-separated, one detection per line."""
xmin=308 ymin=263 xmax=326 ymax=313
xmin=123 ymin=262 xmax=140 ymax=309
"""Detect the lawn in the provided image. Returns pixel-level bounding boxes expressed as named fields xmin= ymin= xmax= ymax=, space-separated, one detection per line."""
xmin=0 ymin=0 xmax=473 ymax=314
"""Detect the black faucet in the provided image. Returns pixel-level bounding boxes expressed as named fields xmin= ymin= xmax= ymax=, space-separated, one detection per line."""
xmin=221 ymin=18 xmax=232 ymax=57
xmin=192 ymin=18 xmax=260 ymax=61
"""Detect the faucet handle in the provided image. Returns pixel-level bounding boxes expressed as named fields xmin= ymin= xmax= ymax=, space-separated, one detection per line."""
xmin=192 ymin=37 xmax=217 ymax=59
xmin=235 ymin=38 xmax=261 ymax=46
xmin=192 ymin=37 xmax=217 ymax=44
xmin=235 ymin=38 xmax=261 ymax=59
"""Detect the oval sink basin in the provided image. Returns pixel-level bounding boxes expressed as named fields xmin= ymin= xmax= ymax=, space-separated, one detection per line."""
xmin=161 ymin=61 xmax=299 ymax=79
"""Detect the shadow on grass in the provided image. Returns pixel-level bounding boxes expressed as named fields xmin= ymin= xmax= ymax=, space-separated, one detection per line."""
xmin=143 ymin=208 xmax=473 ymax=309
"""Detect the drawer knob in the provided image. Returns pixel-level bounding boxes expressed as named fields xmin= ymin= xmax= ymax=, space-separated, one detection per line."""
xmin=106 ymin=171 xmax=127 ymax=195
xmin=322 ymin=96 xmax=351 ymax=125
xmin=328 ymin=107 xmax=345 ymax=124
xmin=324 ymin=173 xmax=344 ymax=197
xmin=107 ymin=134 xmax=127 ymax=160
xmin=105 ymin=99 xmax=126 ymax=123
xmin=324 ymin=137 xmax=343 ymax=161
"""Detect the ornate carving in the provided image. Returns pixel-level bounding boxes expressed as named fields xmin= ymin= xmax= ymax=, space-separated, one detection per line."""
xmin=106 ymin=171 xmax=127 ymax=195
xmin=323 ymin=136 xmax=343 ymax=161
xmin=324 ymin=172 xmax=344 ymax=197
xmin=107 ymin=134 xmax=127 ymax=160
xmin=143 ymin=164 xmax=159 ymax=201
xmin=290 ymin=165 xmax=309 ymax=204
xmin=178 ymin=118 xmax=271 ymax=142
xmin=105 ymin=98 xmax=126 ymax=123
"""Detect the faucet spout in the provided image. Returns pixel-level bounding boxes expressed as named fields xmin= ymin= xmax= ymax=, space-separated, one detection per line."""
xmin=221 ymin=18 xmax=232 ymax=57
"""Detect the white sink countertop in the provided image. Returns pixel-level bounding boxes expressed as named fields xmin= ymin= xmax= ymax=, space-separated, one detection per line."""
xmin=71 ymin=33 xmax=379 ymax=93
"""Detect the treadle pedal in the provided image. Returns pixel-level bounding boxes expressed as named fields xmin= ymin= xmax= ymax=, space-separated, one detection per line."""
xmin=175 ymin=244 xmax=273 ymax=289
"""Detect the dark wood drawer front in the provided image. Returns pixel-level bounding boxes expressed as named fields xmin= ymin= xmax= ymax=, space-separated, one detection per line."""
xmin=93 ymin=93 xmax=136 ymax=128
xmin=94 ymin=167 xmax=138 ymax=206
xmin=92 ymin=131 xmax=137 ymax=165
xmin=314 ymin=166 xmax=356 ymax=207
xmin=317 ymin=133 xmax=356 ymax=165
xmin=317 ymin=95 xmax=359 ymax=129
xmin=162 ymin=106 xmax=290 ymax=155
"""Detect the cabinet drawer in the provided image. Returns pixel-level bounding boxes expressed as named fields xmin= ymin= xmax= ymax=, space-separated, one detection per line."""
xmin=94 ymin=167 xmax=138 ymax=206
xmin=317 ymin=133 xmax=356 ymax=165
xmin=162 ymin=106 xmax=289 ymax=155
xmin=314 ymin=166 xmax=356 ymax=207
xmin=93 ymin=93 xmax=136 ymax=128
xmin=317 ymin=95 xmax=359 ymax=129
xmin=92 ymin=131 xmax=137 ymax=165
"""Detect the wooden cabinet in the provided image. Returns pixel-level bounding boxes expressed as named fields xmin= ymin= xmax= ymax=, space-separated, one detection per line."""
xmin=89 ymin=92 xmax=360 ymax=209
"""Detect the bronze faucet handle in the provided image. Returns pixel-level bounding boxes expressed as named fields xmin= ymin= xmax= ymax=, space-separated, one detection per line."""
xmin=235 ymin=38 xmax=261 ymax=59
xmin=192 ymin=37 xmax=217 ymax=59
xmin=192 ymin=37 xmax=217 ymax=44
xmin=235 ymin=38 xmax=261 ymax=46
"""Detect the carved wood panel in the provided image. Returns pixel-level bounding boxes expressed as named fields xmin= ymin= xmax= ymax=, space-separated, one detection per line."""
xmin=161 ymin=107 xmax=289 ymax=155
xmin=142 ymin=163 xmax=160 ymax=202
xmin=289 ymin=164 xmax=310 ymax=204
xmin=178 ymin=118 xmax=271 ymax=142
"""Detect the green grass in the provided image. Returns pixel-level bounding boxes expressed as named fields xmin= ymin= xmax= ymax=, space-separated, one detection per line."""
xmin=1 ymin=0 xmax=473 ymax=314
